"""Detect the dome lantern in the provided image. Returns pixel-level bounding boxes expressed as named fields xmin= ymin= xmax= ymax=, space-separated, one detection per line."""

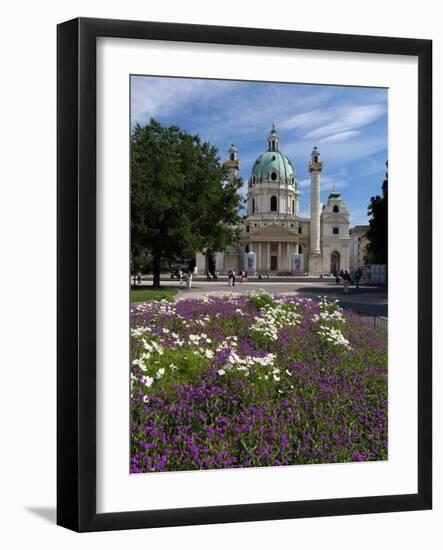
xmin=268 ymin=122 xmax=280 ymax=152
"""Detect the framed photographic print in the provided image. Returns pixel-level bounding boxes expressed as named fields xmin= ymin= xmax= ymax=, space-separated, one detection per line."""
xmin=57 ymin=17 xmax=432 ymax=532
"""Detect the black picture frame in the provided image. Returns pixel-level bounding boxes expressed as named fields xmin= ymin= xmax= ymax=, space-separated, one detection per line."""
xmin=57 ymin=17 xmax=432 ymax=532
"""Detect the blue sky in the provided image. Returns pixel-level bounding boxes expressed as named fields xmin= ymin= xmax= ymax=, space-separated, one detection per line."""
xmin=131 ymin=75 xmax=388 ymax=225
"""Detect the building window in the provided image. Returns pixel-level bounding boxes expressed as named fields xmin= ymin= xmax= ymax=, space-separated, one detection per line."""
xmin=245 ymin=245 xmax=249 ymax=253
xmin=333 ymin=205 xmax=339 ymax=213
xmin=252 ymin=198 xmax=255 ymax=213
xmin=270 ymin=195 xmax=277 ymax=211
xmin=292 ymin=199 xmax=295 ymax=214
xmin=271 ymin=172 xmax=277 ymax=181
xmin=246 ymin=225 xmax=250 ymax=233
xmin=298 ymin=226 xmax=302 ymax=234
xmin=230 ymin=153 xmax=235 ymax=161
xmin=299 ymin=245 xmax=303 ymax=254
xmin=333 ymin=227 xmax=339 ymax=235
xmin=291 ymin=223 xmax=294 ymax=227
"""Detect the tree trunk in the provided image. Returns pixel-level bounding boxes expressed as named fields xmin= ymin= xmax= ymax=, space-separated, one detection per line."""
xmin=153 ymin=252 xmax=161 ymax=288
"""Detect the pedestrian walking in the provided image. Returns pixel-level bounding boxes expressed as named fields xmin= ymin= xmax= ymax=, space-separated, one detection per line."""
xmin=228 ymin=270 xmax=233 ymax=286
xmin=342 ymin=270 xmax=351 ymax=294
xmin=232 ymin=269 xmax=236 ymax=286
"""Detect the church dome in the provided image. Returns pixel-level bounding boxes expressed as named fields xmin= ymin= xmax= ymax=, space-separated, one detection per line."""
xmin=251 ymin=150 xmax=295 ymax=183
xmin=249 ymin=124 xmax=296 ymax=185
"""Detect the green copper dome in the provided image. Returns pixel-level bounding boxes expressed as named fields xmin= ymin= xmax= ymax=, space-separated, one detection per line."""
xmin=249 ymin=124 xmax=297 ymax=185
xmin=250 ymin=150 xmax=296 ymax=184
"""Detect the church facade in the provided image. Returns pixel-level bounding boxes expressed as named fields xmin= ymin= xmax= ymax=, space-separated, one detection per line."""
xmin=196 ymin=125 xmax=351 ymax=276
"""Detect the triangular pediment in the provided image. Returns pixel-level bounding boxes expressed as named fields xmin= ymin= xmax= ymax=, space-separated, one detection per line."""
xmin=248 ymin=223 xmax=297 ymax=239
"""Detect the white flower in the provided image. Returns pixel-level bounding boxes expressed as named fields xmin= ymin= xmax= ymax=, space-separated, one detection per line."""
xmin=156 ymin=368 xmax=165 ymax=379
xmin=218 ymin=369 xmax=226 ymax=376
xmin=318 ymin=325 xmax=351 ymax=349
xmin=273 ymin=375 xmax=280 ymax=382
xmin=141 ymin=375 xmax=154 ymax=388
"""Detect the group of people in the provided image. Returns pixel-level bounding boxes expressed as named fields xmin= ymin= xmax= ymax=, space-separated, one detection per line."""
xmin=177 ymin=269 xmax=193 ymax=289
xmin=258 ymin=272 xmax=271 ymax=280
xmin=227 ymin=269 xmax=249 ymax=286
xmin=206 ymin=271 xmax=219 ymax=281
xmin=334 ymin=268 xmax=363 ymax=294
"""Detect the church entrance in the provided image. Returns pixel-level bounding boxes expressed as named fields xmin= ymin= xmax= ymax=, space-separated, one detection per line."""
xmin=270 ymin=255 xmax=278 ymax=271
xmin=330 ymin=251 xmax=340 ymax=274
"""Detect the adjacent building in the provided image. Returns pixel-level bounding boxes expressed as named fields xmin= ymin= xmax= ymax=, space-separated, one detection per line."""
xmin=349 ymin=225 xmax=370 ymax=271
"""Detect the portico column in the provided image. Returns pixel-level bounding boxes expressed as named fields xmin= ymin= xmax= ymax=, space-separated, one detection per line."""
xmin=287 ymin=242 xmax=291 ymax=272
xmin=258 ymin=242 xmax=262 ymax=271
xmin=278 ymin=242 xmax=281 ymax=272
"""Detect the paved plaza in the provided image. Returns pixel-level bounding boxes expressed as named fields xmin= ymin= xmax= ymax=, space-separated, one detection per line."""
xmin=141 ymin=278 xmax=388 ymax=317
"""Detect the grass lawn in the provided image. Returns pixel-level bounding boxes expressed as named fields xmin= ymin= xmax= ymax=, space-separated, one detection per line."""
xmin=130 ymin=286 xmax=178 ymax=303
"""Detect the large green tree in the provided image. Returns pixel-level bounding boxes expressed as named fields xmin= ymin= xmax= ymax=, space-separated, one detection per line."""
xmin=131 ymin=119 xmax=242 ymax=287
xmin=365 ymin=162 xmax=388 ymax=265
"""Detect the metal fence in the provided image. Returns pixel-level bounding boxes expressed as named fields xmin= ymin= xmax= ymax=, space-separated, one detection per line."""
xmin=358 ymin=316 xmax=388 ymax=332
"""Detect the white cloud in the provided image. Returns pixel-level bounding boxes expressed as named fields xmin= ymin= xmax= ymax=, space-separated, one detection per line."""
xmin=319 ymin=130 xmax=361 ymax=143
xmin=279 ymin=109 xmax=332 ymax=130
xmin=131 ymin=77 xmax=235 ymax=124
xmin=304 ymin=104 xmax=385 ymax=140
xmin=298 ymin=174 xmax=348 ymax=192
xmin=284 ymin=134 xmax=386 ymax=166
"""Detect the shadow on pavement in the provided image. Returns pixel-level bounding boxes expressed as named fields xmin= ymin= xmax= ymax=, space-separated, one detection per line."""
xmin=295 ymin=285 xmax=388 ymax=317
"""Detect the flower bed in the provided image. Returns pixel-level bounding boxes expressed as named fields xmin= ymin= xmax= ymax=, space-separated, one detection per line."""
xmin=130 ymin=293 xmax=387 ymax=473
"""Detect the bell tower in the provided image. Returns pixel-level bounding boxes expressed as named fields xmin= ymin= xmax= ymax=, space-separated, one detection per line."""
xmin=309 ymin=146 xmax=323 ymax=274
xmin=226 ymin=144 xmax=240 ymax=183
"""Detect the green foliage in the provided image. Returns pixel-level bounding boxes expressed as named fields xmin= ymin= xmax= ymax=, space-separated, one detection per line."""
xmin=365 ymin=162 xmax=388 ymax=265
xmin=131 ymin=119 xmax=243 ymax=286
xmin=130 ymin=287 xmax=178 ymax=303
xmin=248 ymin=292 xmax=275 ymax=310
